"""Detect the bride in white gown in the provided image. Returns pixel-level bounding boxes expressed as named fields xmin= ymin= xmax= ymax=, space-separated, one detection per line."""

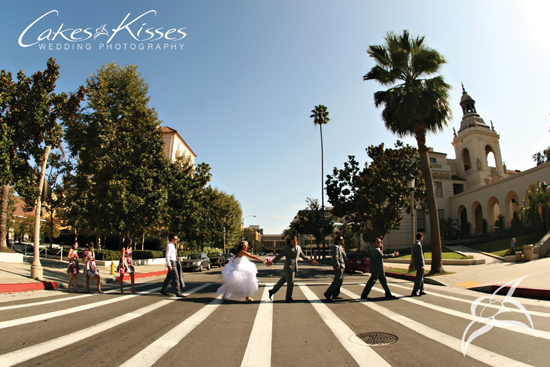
xmin=216 ymin=241 xmax=269 ymax=302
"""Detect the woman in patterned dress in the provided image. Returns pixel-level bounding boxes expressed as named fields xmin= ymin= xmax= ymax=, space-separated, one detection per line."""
xmin=66 ymin=242 xmax=80 ymax=293
xmin=117 ymin=237 xmax=136 ymax=294
xmin=83 ymin=242 xmax=103 ymax=293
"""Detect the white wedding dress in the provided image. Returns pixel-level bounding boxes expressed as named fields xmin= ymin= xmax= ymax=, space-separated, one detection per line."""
xmin=216 ymin=256 xmax=259 ymax=301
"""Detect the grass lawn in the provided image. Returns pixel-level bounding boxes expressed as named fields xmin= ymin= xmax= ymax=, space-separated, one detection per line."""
xmin=398 ymin=249 xmax=473 ymax=260
xmin=467 ymin=232 xmax=543 ymax=256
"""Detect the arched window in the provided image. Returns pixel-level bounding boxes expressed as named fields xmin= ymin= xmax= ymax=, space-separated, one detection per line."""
xmin=485 ymin=145 xmax=497 ymax=168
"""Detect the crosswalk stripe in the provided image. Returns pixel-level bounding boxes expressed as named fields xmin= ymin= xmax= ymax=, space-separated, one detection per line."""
xmin=369 ymin=286 xmax=546 ymax=340
xmin=300 ymin=285 xmax=392 ymax=367
xmin=0 ymin=285 xmax=160 ymax=330
xmin=119 ymin=294 xmax=223 ymax=367
xmin=240 ymin=286 xmax=273 ymax=367
xmin=0 ymin=284 xmax=211 ymax=367
xmin=0 ymin=283 xmax=154 ymax=312
xmin=390 ymin=283 xmax=550 ymax=318
xmin=339 ymin=287 xmax=533 ymax=367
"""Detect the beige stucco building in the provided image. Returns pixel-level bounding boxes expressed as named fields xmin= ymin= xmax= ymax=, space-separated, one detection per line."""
xmin=383 ymin=85 xmax=550 ymax=250
xmin=161 ymin=126 xmax=196 ymax=165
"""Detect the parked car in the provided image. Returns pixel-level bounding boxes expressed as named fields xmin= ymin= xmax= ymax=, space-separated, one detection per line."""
xmin=345 ymin=253 xmax=369 ymax=273
xmin=259 ymin=251 xmax=267 ymax=256
xmin=222 ymin=253 xmax=234 ymax=264
xmin=208 ymin=252 xmax=226 ymax=267
xmin=180 ymin=253 xmax=211 ymax=271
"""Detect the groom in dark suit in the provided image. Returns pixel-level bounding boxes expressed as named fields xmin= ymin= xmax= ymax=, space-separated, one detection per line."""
xmin=268 ymin=235 xmax=318 ymax=302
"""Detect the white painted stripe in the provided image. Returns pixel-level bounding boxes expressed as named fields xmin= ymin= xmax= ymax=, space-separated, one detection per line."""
xmin=119 ymin=295 xmax=223 ymax=367
xmin=369 ymin=286 xmax=547 ymax=339
xmin=0 ymin=283 xmax=153 ymax=312
xmin=390 ymin=283 xmax=550 ymax=318
xmin=339 ymin=287 xmax=533 ymax=367
xmin=241 ymin=287 xmax=273 ymax=367
xmin=0 ymin=283 xmax=211 ymax=367
xmin=0 ymin=286 xmax=160 ymax=329
xmin=299 ymin=285 xmax=391 ymax=367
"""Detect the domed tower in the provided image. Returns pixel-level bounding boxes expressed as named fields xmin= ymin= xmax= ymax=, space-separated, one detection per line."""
xmin=452 ymin=84 xmax=506 ymax=189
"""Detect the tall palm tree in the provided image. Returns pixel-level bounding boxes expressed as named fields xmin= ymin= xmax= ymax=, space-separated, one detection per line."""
xmin=311 ymin=105 xmax=330 ymax=258
xmin=364 ymin=30 xmax=452 ymax=274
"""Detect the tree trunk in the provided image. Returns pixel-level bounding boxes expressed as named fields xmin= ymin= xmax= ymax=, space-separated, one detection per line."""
xmin=416 ymin=134 xmax=445 ymax=274
xmin=0 ymin=185 xmax=9 ymax=249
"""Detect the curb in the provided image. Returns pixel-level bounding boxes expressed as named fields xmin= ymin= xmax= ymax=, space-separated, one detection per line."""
xmin=470 ymin=285 xmax=550 ymax=301
xmin=384 ymin=271 xmax=446 ymax=286
xmin=104 ymin=270 xmax=168 ymax=283
xmin=0 ymin=281 xmax=58 ymax=293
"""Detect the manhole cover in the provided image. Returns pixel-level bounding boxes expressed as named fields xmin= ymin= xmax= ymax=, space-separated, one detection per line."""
xmin=357 ymin=332 xmax=398 ymax=346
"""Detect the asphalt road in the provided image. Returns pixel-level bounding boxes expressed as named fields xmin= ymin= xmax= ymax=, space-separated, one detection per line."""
xmin=0 ymin=263 xmax=549 ymax=367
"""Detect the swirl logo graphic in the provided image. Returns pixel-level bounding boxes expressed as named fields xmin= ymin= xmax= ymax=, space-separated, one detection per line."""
xmin=461 ymin=276 xmax=537 ymax=356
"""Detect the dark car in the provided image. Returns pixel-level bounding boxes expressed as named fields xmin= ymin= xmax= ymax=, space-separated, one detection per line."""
xmin=180 ymin=253 xmax=211 ymax=271
xmin=345 ymin=253 xmax=369 ymax=273
xmin=208 ymin=252 xmax=226 ymax=267
xmin=222 ymin=253 xmax=234 ymax=264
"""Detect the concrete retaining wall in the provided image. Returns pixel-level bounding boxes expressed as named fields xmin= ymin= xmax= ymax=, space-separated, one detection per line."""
xmin=0 ymin=253 xmax=24 ymax=263
xmin=385 ymin=258 xmax=485 ymax=265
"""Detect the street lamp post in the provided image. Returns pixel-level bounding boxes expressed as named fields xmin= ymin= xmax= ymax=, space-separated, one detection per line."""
xmin=407 ymin=175 xmax=416 ymax=272
xmin=242 ymin=215 xmax=256 ymax=241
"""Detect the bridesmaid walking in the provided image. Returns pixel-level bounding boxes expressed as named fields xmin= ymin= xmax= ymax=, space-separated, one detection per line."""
xmin=83 ymin=242 xmax=103 ymax=293
xmin=66 ymin=242 xmax=80 ymax=293
xmin=117 ymin=237 xmax=136 ymax=294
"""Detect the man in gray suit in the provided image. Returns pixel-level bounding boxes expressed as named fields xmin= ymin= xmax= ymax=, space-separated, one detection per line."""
xmin=411 ymin=233 xmax=426 ymax=297
xmin=324 ymin=235 xmax=346 ymax=301
xmin=268 ymin=235 xmax=318 ymax=302
xmin=361 ymin=238 xmax=398 ymax=299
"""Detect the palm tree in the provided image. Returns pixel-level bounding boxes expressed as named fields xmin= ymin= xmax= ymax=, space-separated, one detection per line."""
xmin=364 ymin=30 xmax=452 ymax=274
xmin=310 ymin=105 xmax=330 ymax=258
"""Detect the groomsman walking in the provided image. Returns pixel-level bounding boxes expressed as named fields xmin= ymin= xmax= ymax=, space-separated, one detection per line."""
xmin=411 ymin=233 xmax=426 ymax=297
xmin=324 ymin=235 xmax=346 ymax=301
xmin=361 ymin=238 xmax=398 ymax=299
xmin=269 ymin=235 xmax=318 ymax=302
xmin=161 ymin=234 xmax=185 ymax=297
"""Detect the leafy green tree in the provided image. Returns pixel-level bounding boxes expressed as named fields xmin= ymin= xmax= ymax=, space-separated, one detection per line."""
xmin=440 ymin=217 xmax=459 ymax=240
xmin=336 ymin=220 xmax=360 ymax=251
xmin=364 ymin=30 xmax=452 ymax=274
xmin=206 ymin=188 xmax=242 ymax=251
xmin=533 ymin=147 xmax=550 ymax=166
xmin=63 ymin=62 xmax=169 ymax=245
xmin=291 ymin=197 xmax=334 ymax=259
xmin=518 ymin=181 xmax=550 ymax=232
xmin=326 ymin=141 xmax=423 ymax=244
xmin=166 ymin=155 xmax=212 ymax=250
xmin=0 ymin=58 xmax=84 ymax=249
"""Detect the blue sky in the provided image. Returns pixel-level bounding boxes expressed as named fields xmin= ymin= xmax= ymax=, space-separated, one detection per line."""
xmin=2 ymin=1 xmax=549 ymax=234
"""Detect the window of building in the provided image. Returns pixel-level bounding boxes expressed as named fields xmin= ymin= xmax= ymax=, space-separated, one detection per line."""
xmin=453 ymin=184 xmax=464 ymax=195
xmin=435 ymin=181 xmax=443 ymax=197
xmin=430 ymin=157 xmax=437 ymax=164
xmin=438 ymin=209 xmax=445 ymax=221
xmin=417 ymin=209 xmax=426 ymax=232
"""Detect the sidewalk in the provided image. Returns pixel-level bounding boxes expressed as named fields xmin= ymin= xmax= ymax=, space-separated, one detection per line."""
xmin=0 ymin=256 xmax=169 ymax=293
xmin=1 ymin=250 xmax=549 ymax=300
